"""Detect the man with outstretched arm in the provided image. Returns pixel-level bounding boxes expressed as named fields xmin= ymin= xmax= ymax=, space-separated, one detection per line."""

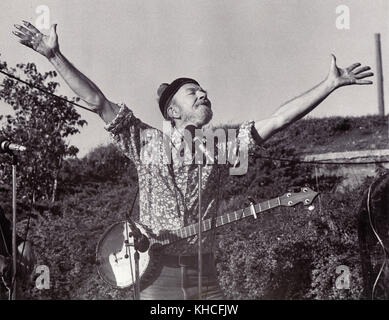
xmin=12 ymin=21 xmax=373 ymax=300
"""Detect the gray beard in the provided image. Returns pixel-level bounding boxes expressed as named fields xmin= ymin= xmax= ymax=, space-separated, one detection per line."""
xmin=185 ymin=105 xmax=213 ymax=127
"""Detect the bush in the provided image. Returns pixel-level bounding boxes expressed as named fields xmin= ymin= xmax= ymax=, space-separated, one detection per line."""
xmin=23 ymin=180 xmax=139 ymax=299
xmin=216 ymin=179 xmax=377 ymax=300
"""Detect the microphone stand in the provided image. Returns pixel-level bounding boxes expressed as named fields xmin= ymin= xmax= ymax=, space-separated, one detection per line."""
xmin=180 ymin=125 xmax=214 ymax=299
xmin=133 ymin=248 xmax=140 ymax=300
xmin=197 ymin=162 xmax=203 ymax=300
xmin=10 ymin=152 xmax=17 ymax=300
xmin=185 ymin=125 xmax=205 ymax=299
xmin=125 ymin=220 xmax=141 ymax=301
xmin=125 ymin=187 xmax=143 ymax=300
xmin=127 ymin=217 xmax=149 ymax=300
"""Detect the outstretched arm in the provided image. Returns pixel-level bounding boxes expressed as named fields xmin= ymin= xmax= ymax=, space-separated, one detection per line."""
xmin=254 ymin=55 xmax=374 ymax=142
xmin=13 ymin=21 xmax=118 ymax=123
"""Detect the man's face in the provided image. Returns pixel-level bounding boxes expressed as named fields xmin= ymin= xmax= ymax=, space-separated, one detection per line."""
xmin=171 ymin=83 xmax=213 ymax=127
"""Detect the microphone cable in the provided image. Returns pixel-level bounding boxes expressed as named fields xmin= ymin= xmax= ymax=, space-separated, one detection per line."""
xmin=366 ymin=180 xmax=389 ymax=300
xmin=3 ymin=69 xmax=389 ymax=167
xmin=0 ymin=69 xmax=96 ymax=114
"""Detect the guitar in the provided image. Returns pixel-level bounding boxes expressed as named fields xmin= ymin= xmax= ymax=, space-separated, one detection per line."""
xmin=96 ymin=187 xmax=318 ymax=289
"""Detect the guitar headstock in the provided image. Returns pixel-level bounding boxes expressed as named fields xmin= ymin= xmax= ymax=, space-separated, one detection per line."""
xmin=279 ymin=187 xmax=319 ymax=207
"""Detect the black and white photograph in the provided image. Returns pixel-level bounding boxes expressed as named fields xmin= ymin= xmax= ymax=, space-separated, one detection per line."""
xmin=0 ymin=0 xmax=388 ymax=306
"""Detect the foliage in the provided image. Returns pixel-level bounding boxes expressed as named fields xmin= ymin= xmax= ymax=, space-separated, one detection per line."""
xmin=21 ymin=180 xmax=138 ymax=300
xmin=57 ymin=144 xmax=137 ymax=196
xmin=270 ymin=115 xmax=388 ymax=154
xmin=15 ymin=144 xmax=138 ymax=299
xmin=213 ymin=136 xmax=364 ymax=300
xmin=216 ymin=188 xmax=367 ymax=300
xmin=0 ymin=58 xmax=87 ymax=202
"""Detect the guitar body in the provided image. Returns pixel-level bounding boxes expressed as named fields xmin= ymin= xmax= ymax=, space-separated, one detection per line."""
xmin=96 ymin=221 xmax=162 ymax=290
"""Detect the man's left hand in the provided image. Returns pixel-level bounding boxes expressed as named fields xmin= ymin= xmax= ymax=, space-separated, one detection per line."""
xmin=327 ymin=54 xmax=374 ymax=89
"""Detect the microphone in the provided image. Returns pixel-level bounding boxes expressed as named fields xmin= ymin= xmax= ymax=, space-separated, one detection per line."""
xmin=0 ymin=138 xmax=27 ymax=153
xmin=184 ymin=125 xmax=215 ymax=165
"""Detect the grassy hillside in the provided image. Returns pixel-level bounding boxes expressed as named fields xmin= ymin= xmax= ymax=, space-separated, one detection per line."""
xmin=267 ymin=115 xmax=388 ymax=155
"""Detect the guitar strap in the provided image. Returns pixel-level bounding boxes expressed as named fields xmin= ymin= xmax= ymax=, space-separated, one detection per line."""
xmin=126 ymin=186 xmax=139 ymax=220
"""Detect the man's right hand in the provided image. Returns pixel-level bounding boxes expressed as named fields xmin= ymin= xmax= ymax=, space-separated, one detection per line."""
xmin=12 ymin=20 xmax=119 ymax=122
xmin=13 ymin=21 xmax=59 ymax=59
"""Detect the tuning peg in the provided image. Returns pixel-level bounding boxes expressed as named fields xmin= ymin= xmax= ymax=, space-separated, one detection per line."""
xmin=308 ymin=205 xmax=315 ymax=211
xmin=247 ymin=197 xmax=257 ymax=219
xmin=247 ymin=197 xmax=255 ymax=204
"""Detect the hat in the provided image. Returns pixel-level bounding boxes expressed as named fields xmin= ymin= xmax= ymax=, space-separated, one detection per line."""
xmin=157 ymin=77 xmax=199 ymax=119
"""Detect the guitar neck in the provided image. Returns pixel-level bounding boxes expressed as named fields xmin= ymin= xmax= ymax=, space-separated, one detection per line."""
xmin=156 ymin=196 xmax=282 ymax=246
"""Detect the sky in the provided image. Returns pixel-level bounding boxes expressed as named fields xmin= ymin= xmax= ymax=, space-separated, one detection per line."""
xmin=0 ymin=0 xmax=388 ymax=157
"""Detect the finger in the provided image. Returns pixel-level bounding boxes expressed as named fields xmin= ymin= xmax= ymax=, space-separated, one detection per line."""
xmin=14 ymin=24 xmax=34 ymax=37
xmin=22 ymin=20 xmax=40 ymax=33
xmin=12 ymin=30 xmax=29 ymax=40
xmin=347 ymin=63 xmax=361 ymax=72
xmin=18 ymin=39 xmax=33 ymax=48
xmin=50 ymin=24 xmax=58 ymax=38
xmin=353 ymin=66 xmax=371 ymax=75
xmin=355 ymin=72 xmax=374 ymax=79
xmin=330 ymin=54 xmax=337 ymax=69
xmin=356 ymin=79 xmax=373 ymax=85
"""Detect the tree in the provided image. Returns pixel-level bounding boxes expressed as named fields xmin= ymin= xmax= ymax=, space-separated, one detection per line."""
xmin=0 ymin=57 xmax=87 ymax=203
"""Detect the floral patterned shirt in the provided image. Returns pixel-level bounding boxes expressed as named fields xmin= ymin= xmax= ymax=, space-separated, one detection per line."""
xmin=105 ymin=103 xmax=258 ymax=255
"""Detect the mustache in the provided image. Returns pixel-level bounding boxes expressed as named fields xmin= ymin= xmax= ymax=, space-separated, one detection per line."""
xmin=195 ymin=98 xmax=211 ymax=108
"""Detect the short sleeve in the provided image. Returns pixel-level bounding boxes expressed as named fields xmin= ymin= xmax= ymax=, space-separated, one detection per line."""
xmin=105 ymin=103 xmax=153 ymax=165
xmin=223 ymin=120 xmax=263 ymax=175
xmin=237 ymin=120 xmax=260 ymax=152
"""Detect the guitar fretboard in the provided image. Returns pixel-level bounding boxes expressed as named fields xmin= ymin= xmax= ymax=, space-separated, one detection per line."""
xmin=154 ymin=196 xmax=282 ymax=246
